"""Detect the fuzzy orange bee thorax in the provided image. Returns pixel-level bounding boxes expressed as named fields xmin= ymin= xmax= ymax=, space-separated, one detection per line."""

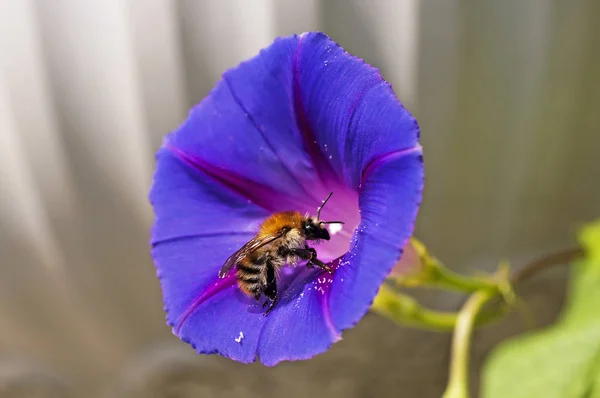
xmin=258 ymin=211 xmax=304 ymax=237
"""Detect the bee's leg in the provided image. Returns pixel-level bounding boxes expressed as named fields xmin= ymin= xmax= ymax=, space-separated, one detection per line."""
xmin=305 ymin=246 xmax=317 ymax=266
xmin=302 ymin=247 xmax=333 ymax=274
xmin=263 ymin=262 xmax=279 ymax=316
xmin=264 ymin=297 xmax=279 ymax=316
xmin=286 ymin=247 xmax=315 ymax=262
xmin=287 ymin=247 xmax=333 ymax=274
xmin=307 ymin=256 xmax=333 ymax=274
xmin=254 ymin=254 xmax=268 ymax=302
xmin=253 ymin=287 xmax=262 ymax=302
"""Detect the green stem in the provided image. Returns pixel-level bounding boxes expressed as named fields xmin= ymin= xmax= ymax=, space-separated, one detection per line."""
xmin=426 ymin=263 xmax=496 ymax=293
xmin=392 ymin=238 xmax=497 ymax=293
xmin=371 ymin=285 xmax=457 ymax=331
xmin=371 ymin=284 xmax=508 ymax=332
xmin=393 ymin=264 xmax=496 ymax=293
xmin=373 ymin=245 xmax=582 ymax=398
xmin=442 ymin=289 xmax=495 ymax=398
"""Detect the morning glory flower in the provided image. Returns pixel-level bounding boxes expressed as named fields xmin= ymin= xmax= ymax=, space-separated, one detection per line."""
xmin=149 ymin=32 xmax=423 ymax=366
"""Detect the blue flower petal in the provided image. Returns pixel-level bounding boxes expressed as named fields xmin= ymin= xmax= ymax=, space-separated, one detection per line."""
xmin=257 ymin=266 xmax=341 ymax=366
xmin=329 ymin=150 xmax=424 ymax=330
xmin=174 ymin=275 xmax=267 ymax=364
xmin=150 ymin=32 xmax=424 ymax=366
xmin=166 ymin=35 xmax=325 ymax=207
xmin=153 ymin=237 xmax=265 ymax=363
xmin=295 ymin=32 xmax=420 ymax=189
xmin=150 ymin=148 xmax=269 ymax=245
xmin=150 ymin=149 xmax=264 ymax=318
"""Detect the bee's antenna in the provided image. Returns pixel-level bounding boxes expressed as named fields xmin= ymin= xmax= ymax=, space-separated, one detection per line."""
xmin=317 ymin=192 xmax=334 ymax=220
xmin=321 ymin=221 xmax=345 ymax=225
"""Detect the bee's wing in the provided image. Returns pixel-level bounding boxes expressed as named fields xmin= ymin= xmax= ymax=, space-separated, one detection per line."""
xmin=218 ymin=233 xmax=285 ymax=278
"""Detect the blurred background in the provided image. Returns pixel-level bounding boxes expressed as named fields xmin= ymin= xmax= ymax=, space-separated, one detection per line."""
xmin=1 ymin=0 xmax=599 ymax=397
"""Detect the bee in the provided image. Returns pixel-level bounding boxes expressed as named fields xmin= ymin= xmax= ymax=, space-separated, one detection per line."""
xmin=218 ymin=192 xmax=344 ymax=315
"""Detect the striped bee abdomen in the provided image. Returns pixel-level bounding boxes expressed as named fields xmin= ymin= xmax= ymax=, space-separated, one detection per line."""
xmin=236 ymin=255 xmax=267 ymax=299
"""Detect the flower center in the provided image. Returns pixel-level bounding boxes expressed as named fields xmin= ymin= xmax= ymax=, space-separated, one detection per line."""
xmin=299 ymin=186 xmax=361 ymax=264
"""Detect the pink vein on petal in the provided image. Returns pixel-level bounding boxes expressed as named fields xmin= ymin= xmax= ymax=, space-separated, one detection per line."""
xmin=293 ymin=36 xmax=339 ymax=186
xmin=221 ymin=76 xmax=318 ymax=203
xmin=361 ymin=145 xmax=423 ymax=183
xmin=321 ymin=292 xmax=342 ymax=343
xmin=174 ymin=274 xmax=238 ymax=334
xmin=165 ymin=143 xmax=313 ymax=213
xmin=319 ymin=258 xmax=343 ymax=342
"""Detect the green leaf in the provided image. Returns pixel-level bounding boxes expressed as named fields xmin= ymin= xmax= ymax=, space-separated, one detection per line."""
xmin=482 ymin=219 xmax=600 ymax=398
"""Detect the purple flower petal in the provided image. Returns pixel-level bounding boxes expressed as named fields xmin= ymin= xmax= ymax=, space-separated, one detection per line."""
xmin=149 ymin=32 xmax=424 ymax=366
xmin=150 ymin=148 xmax=263 ymax=312
xmin=166 ymin=36 xmax=320 ymax=210
xmin=330 ymin=150 xmax=423 ymax=330
xmin=295 ymin=32 xmax=420 ymax=189
xmin=257 ymin=265 xmax=341 ymax=366
xmin=150 ymin=148 xmax=268 ymax=245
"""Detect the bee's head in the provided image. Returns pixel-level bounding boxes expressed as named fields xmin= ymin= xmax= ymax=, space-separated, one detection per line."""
xmin=302 ymin=217 xmax=331 ymax=241
xmin=302 ymin=192 xmax=345 ymax=241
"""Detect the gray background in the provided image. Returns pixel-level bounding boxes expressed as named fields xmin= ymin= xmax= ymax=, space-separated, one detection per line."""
xmin=1 ymin=0 xmax=598 ymax=397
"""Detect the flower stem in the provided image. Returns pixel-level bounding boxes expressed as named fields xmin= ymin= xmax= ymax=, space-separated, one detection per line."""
xmin=392 ymin=238 xmax=497 ymax=293
xmin=373 ymin=245 xmax=583 ymax=398
xmin=442 ymin=289 xmax=495 ymax=398
xmin=371 ymin=285 xmax=457 ymax=331
xmin=371 ymin=284 xmax=508 ymax=332
xmin=424 ymin=263 xmax=496 ymax=293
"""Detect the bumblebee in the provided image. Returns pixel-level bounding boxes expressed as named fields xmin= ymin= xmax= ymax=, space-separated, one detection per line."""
xmin=218 ymin=192 xmax=343 ymax=315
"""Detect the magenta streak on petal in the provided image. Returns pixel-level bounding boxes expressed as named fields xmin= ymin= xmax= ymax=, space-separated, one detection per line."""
xmin=174 ymin=274 xmax=238 ymax=335
xmin=287 ymin=260 xmax=342 ymax=341
xmin=341 ymin=84 xmax=379 ymax=164
xmin=151 ymin=231 xmax=255 ymax=248
xmin=255 ymin=259 xmax=342 ymax=351
xmin=293 ymin=36 xmax=339 ymax=186
xmin=317 ymin=258 xmax=343 ymax=342
xmin=361 ymin=145 xmax=423 ymax=183
xmin=165 ymin=144 xmax=313 ymax=213
xmin=221 ymin=77 xmax=319 ymax=203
